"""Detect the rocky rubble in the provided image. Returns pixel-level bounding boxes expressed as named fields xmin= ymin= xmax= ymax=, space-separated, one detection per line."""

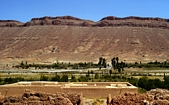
xmin=107 ymin=88 xmax=169 ymax=105
xmin=0 ymin=90 xmax=83 ymax=105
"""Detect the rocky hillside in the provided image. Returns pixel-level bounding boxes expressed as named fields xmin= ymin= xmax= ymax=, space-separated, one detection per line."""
xmin=0 ymin=16 xmax=169 ymax=66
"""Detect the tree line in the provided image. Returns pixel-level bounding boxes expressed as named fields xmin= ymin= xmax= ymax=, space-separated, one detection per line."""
xmin=1 ymin=72 xmax=169 ymax=91
xmin=13 ymin=57 xmax=169 ymax=74
xmin=13 ymin=57 xmax=125 ymax=73
xmin=13 ymin=61 xmax=100 ymax=69
xmin=126 ymin=60 xmax=169 ymax=69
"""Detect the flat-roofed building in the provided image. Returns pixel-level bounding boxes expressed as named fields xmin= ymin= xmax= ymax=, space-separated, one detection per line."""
xmin=0 ymin=82 xmax=137 ymax=98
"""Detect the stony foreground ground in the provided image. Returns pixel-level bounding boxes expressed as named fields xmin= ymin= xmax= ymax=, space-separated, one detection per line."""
xmin=0 ymin=90 xmax=83 ymax=105
xmin=107 ymin=88 xmax=169 ymax=105
xmin=1 ymin=88 xmax=169 ymax=105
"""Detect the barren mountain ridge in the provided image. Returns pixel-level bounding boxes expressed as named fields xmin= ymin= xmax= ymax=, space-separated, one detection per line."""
xmin=0 ymin=16 xmax=169 ymax=66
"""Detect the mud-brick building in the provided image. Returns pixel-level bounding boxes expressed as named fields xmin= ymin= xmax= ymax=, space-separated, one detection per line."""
xmin=0 ymin=82 xmax=137 ymax=98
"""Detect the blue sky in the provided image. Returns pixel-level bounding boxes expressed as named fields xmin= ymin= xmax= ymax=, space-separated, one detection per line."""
xmin=0 ymin=0 xmax=169 ymax=22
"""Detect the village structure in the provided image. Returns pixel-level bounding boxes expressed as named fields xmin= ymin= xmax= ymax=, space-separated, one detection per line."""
xmin=0 ymin=82 xmax=137 ymax=98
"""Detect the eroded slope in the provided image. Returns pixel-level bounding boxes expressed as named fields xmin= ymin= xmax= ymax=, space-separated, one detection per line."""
xmin=0 ymin=16 xmax=169 ymax=66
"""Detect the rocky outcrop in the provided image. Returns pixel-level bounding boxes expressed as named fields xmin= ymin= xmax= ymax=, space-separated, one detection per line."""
xmin=23 ymin=16 xmax=87 ymax=26
xmin=0 ymin=20 xmax=23 ymax=27
xmin=31 ymin=16 xmax=82 ymax=21
xmin=107 ymin=88 xmax=169 ymax=105
xmin=0 ymin=90 xmax=83 ymax=105
xmin=97 ymin=16 xmax=169 ymax=29
xmin=0 ymin=16 xmax=169 ymax=29
xmin=24 ymin=16 xmax=169 ymax=29
xmin=101 ymin=16 xmax=168 ymax=21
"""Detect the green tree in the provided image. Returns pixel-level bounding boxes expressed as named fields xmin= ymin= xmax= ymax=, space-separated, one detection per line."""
xmin=61 ymin=75 xmax=68 ymax=82
xmin=40 ymin=75 xmax=48 ymax=81
xmin=138 ymin=77 xmax=148 ymax=90
xmin=91 ymin=71 xmax=94 ymax=79
xmin=86 ymin=71 xmax=90 ymax=78
xmin=20 ymin=61 xmax=24 ymax=66
xmin=102 ymin=58 xmax=107 ymax=68
xmin=164 ymin=75 xmax=169 ymax=89
xmin=116 ymin=57 xmax=119 ymax=64
xmin=98 ymin=57 xmax=107 ymax=69
xmin=70 ymin=75 xmax=77 ymax=82
xmin=94 ymin=73 xmax=99 ymax=79
xmin=111 ymin=58 xmax=116 ymax=70
xmin=109 ymin=70 xmax=112 ymax=76
xmin=78 ymin=76 xmax=88 ymax=82
xmin=98 ymin=57 xmax=103 ymax=65
xmin=51 ymin=74 xmax=60 ymax=82
xmin=111 ymin=57 xmax=124 ymax=73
